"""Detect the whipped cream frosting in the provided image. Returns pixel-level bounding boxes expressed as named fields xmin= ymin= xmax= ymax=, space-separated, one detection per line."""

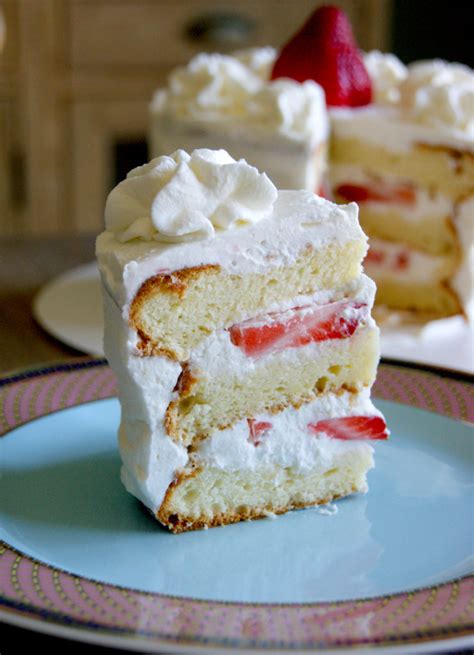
xmin=363 ymin=51 xmax=407 ymax=104
xmin=151 ymin=49 xmax=328 ymax=143
xmin=399 ymin=60 xmax=474 ymax=136
xmin=105 ymin=148 xmax=277 ymax=244
xmin=333 ymin=54 xmax=474 ymax=152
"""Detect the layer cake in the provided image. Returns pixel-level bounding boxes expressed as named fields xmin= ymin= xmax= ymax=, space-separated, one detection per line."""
xmin=97 ymin=148 xmax=388 ymax=532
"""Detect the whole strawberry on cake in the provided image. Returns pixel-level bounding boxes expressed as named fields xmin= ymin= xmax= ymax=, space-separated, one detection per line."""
xmin=96 ymin=148 xmax=389 ymax=533
xmin=271 ymin=5 xmax=473 ymax=321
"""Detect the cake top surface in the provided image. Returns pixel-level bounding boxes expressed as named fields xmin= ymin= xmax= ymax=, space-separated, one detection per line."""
xmin=150 ymin=48 xmax=328 ymax=143
xmin=365 ymin=55 xmax=473 ymax=131
xmin=331 ymin=56 xmax=474 ymax=152
xmin=97 ymin=148 xmax=365 ymax=305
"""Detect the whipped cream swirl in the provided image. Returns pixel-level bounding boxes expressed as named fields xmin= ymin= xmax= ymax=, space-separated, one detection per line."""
xmin=151 ymin=50 xmax=328 ymax=141
xmin=364 ymin=53 xmax=474 ymax=136
xmin=399 ymin=60 xmax=474 ymax=136
xmin=363 ymin=51 xmax=407 ymax=104
xmin=104 ymin=149 xmax=278 ymax=243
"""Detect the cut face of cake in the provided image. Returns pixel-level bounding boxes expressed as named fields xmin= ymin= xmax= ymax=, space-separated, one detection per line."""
xmin=149 ymin=48 xmax=328 ymax=193
xmin=330 ymin=56 xmax=474 ymax=320
xmin=97 ymin=148 xmax=388 ymax=533
xmin=219 ymin=5 xmax=472 ymax=323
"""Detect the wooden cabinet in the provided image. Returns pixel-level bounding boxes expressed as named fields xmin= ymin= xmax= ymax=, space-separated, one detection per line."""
xmin=0 ymin=0 xmax=392 ymax=237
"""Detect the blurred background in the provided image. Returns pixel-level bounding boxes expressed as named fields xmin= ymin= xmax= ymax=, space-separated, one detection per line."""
xmin=0 ymin=0 xmax=473 ymax=239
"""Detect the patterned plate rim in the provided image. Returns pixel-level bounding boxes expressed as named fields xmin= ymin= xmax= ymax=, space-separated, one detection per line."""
xmin=0 ymin=358 xmax=473 ymax=651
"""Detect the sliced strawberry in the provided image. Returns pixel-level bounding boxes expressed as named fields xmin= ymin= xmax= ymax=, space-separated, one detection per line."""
xmin=365 ymin=249 xmax=386 ymax=265
xmin=395 ymin=252 xmax=409 ymax=270
xmin=247 ymin=418 xmax=273 ymax=447
xmin=308 ymin=415 xmax=389 ymax=440
xmin=336 ymin=183 xmax=416 ymax=206
xmin=229 ymin=300 xmax=366 ymax=358
xmin=271 ymin=6 xmax=372 ymax=107
xmin=364 ymin=247 xmax=410 ymax=271
xmin=335 ymin=184 xmax=372 ymax=203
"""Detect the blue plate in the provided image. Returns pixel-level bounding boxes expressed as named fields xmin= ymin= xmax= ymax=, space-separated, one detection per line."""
xmin=1 ymin=397 xmax=472 ymax=604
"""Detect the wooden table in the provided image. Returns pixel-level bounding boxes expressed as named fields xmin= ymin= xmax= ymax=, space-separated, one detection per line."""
xmin=0 ymin=235 xmax=97 ymax=372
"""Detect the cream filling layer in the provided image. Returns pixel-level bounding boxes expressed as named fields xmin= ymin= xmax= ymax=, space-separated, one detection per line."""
xmin=364 ymin=238 xmax=450 ymax=284
xmin=189 ymin=274 xmax=376 ymax=380
xmin=330 ymin=164 xmax=452 ymax=220
xmin=195 ymin=388 xmax=377 ymax=474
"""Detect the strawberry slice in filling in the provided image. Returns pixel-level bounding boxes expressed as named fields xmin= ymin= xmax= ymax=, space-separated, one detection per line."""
xmin=247 ymin=418 xmax=273 ymax=447
xmin=336 ymin=182 xmax=416 ymax=206
xmin=308 ymin=415 xmax=389 ymax=440
xmin=229 ymin=300 xmax=367 ymax=358
xmin=365 ymin=247 xmax=410 ymax=271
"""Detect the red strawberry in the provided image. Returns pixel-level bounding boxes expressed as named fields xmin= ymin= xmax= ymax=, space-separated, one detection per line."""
xmin=316 ymin=179 xmax=333 ymax=200
xmin=308 ymin=415 xmax=389 ymax=440
xmin=336 ymin=183 xmax=416 ymax=205
xmin=229 ymin=300 xmax=367 ymax=358
xmin=365 ymin=249 xmax=386 ymax=265
xmin=247 ymin=419 xmax=273 ymax=446
xmin=271 ymin=5 xmax=372 ymax=107
xmin=336 ymin=184 xmax=372 ymax=203
xmin=395 ymin=252 xmax=409 ymax=270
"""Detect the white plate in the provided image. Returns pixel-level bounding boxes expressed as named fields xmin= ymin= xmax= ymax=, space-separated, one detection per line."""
xmin=33 ymin=262 xmax=104 ymax=356
xmin=33 ymin=262 xmax=474 ymax=374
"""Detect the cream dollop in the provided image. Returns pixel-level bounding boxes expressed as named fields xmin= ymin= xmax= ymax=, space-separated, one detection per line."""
xmin=399 ymin=60 xmax=474 ymax=135
xmin=363 ymin=51 xmax=407 ymax=104
xmin=233 ymin=46 xmax=277 ymax=78
xmin=104 ymin=148 xmax=278 ymax=243
xmin=151 ymin=50 xmax=327 ymax=140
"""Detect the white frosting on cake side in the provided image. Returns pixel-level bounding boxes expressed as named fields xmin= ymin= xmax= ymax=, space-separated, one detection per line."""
xmin=102 ymin=290 xmax=188 ymax=510
xmin=97 ymin=187 xmax=365 ymax=307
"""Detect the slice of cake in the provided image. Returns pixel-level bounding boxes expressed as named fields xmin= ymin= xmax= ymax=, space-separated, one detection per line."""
xmin=330 ymin=55 xmax=473 ymax=320
xmin=149 ymin=47 xmax=328 ymax=193
xmin=96 ymin=148 xmax=388 ymax=533
xmin=268 ymin=5 xmax=473 ymax=322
